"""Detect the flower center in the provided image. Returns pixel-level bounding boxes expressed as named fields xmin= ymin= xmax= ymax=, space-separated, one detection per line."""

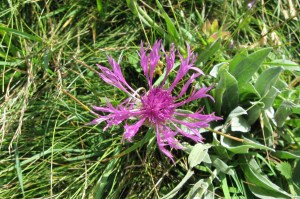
xmin=141 ymin=88 xmax=175 ymax=124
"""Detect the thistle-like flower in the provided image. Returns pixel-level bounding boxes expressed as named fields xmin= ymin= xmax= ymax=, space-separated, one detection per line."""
xmin=91 ymin=40 xmax=221 ymax=162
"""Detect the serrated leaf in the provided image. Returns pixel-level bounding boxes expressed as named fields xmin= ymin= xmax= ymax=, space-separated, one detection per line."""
xmin=276 ymin=162 xmax=292 ymax=179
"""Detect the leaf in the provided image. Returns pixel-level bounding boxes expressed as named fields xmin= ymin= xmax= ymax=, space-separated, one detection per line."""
xmin=255 ymin=67 xmax=283 ymax=97
xmin=226 ymin=106 xmax=247 ymax=122
xmin=276 ymin=162 xmax=292 ymax=179
xmin=215 ymin=68 xmax=239 ymax=115
xmin=96 ymin=0 xmax=103 ymax=13
xmin=0 ymin=25 xmax=42 ymax=42
xmin=211 ymin=157 xmax=234 ymax=176
xmin=221 ymin=136 xmax=274 ymax=154
xmin=187 ymin=170 xmax=217 ymax=199
xmin=274 ymin=100 xmax=294 ymax=127
xmin=209 ymin=62 xmax=228 ymax=78
xmin=262 ymin=87 xmax=281 ymax=110
xmin=15 ymin=146 xmax=25 ymax=197
xmin=161 ymin=170 xmax=194 ymax=199
xmin=292 ymin=161 xmax=300 ymax=185
xmin=271 ymin=150 xmax=300 ymax=159
xmin=156 ymin=0 xmax=179 ymax=42
xmin=231 ymin=116 xmax=250 ymax=133
xmin=228 ymin=49 xmax=248 ymax=72
xmin=93 ymin=146 xmax=121 ymax=198
xmin=240 ymin=156 xmax=291 ymax=198
xmin=211 ymin=19 xmax=219 ymax=34
xmin=247 ymin=101 xmax=265 ymax=125
xmin=239 ymin=82 xmax=261 ymax=101
xmin=229 ymin=48 xmax=272 ymax=89
xmin=196 ymin=39 xmax=221 ymax=64
xmin=126 ymin=0 xmax=138 ymax=14
xmin=188 ymin=143 xmax=211 ymax=168
xmin=270 ymin=59 xmax=300 ymax=72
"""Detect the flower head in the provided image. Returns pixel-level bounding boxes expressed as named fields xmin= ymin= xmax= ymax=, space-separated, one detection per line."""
xmin=91 ymin=40 xmax=221 ymax=162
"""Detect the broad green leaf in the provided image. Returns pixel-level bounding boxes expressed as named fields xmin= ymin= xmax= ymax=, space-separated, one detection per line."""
xmin=240 ymin=156 xmax=291 ymax=198
xmin=261 ymin=111 xmax=275 ymax=147
xmin=231 ymin=116 xmax=250 ymax=132
xmin=272 ymin=150 xmax=300 ymax=159
xmin=261 ymin=86 xmax=280 ymax=110
xmin=270 ymin=59 xmax=300 ymax=72
xmin=187 ymin=179 xmax=209 ymax=199
xmin=255 ymin=67 xmax=283 ymax=96
xmin=215 ymin=68 xmax=239 ymax=115
xmin=247 ymin=101 xmax=265 ymax=125
xmin=211 ymin=157 xmax=234 ymax=176
xmin=161 ymin=169 xmax=194 ymax=199
xmin=276 ymin=162 xmax=292 ymax=179
xmin=248 ymin=185 xmax=289 ymax=199
xmin=239 ymin=82 xmax=261 ymax=101
xmin=228 ymin=49 xmax=248 ymax=72
xmin=229 ymin=48 xmax=272 ymax=89
xmin=209 ymin=62 xmax=228 ymax=78
xmin=188 ymin=143 xmax=211 ymax=168
xmin=242 ymin=136 xmax=274 ymax=151
xmin=221 ymin=136 xmax=274 ymax=154
xmin=274 ymin=100 xmax=294 ymax=127
xmin=226 ymin=106 xmax=247 ymax=122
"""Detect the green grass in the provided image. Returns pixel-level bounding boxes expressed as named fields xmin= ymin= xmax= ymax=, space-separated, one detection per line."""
xmin=1 ymin=0 xmax=300 ymax=198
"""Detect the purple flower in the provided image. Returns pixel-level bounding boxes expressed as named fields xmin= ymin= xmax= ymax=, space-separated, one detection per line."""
xmin=91 ymin=40 xmax=221 ymax=162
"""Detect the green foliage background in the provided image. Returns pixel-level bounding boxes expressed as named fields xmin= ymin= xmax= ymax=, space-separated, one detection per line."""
xmin=0 ymin=0 xmax=299 ymax=198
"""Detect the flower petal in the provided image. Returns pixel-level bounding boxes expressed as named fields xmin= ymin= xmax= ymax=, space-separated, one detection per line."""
xmin=168 ymin=44 xmax=203 ymax=91
xmin=156 ymin=125 xmax=175 ymax=163
xmin=123 ymin=118 xmax=146 ymax=142
xmin=173 ymin=86 xmax=214 ymax=108
xmin=176 ymin=73 xmax=200 ymax=99
xmin=148 ymin=40 xmax=161 ymax=88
